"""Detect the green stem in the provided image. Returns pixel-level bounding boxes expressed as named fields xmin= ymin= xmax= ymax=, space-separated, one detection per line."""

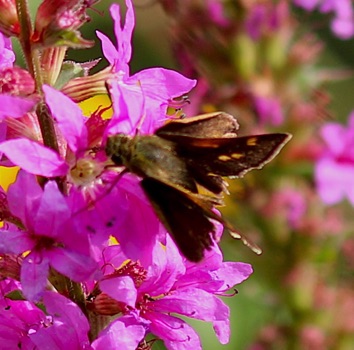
xmin=15 ymin=0 xmax=83 ymax=310
xmin=16 ymin=0 xmax=42 ymax=90
xmin=16 ymin=0 xmax=60 ymax=154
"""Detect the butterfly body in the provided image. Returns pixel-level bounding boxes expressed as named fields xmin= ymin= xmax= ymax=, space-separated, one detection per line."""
xmin=105 ymin=112 xmax=291 ymax=261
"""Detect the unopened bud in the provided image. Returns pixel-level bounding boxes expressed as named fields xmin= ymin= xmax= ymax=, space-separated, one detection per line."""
xmin=0 ymin=0 xmax=20 ymax=37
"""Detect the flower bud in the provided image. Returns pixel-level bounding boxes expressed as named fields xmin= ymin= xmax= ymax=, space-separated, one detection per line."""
xmin=0 ymin=0 xmax=20 ymax=37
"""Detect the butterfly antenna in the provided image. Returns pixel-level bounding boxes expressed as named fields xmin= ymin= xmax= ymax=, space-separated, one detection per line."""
xmin=226 ymin=222 xmax=262 ymax=255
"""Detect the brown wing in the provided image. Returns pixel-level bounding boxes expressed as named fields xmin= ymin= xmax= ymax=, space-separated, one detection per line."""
xmin=141 ymin=177 xmax=261 ymax=261
xmin=184 ymin=133 xmax=291 ymax=176
xmin=173 ymin=133 xmax=291 ymax=194
xmin=156 ymin=112 xmax=239 ymax=143
xmin=141 ymin=177 xmax=218 ymax=262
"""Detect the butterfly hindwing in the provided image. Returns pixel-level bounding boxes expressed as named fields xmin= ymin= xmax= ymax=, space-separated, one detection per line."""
xmin=141 ymin=177 xmax=218 ymax=262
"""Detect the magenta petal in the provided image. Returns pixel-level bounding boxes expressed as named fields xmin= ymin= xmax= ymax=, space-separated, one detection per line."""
xmin=146 ymin=312 xmax=202 ymax=350
xmin=0 ymin=33 xmax=15 ymax=69
xmin=315 ymin=158 xmax=354 ymax=205
xmin=43 ymin=292 xmax=90 ymax=343
xmin=0 ymin=95 xmax=36 ymax=119
xmin=214 ymin=262 xmax=253 ymax=290
xmin=213 ymin=318 xmax=230 ymax=345
xmin=48 ymin=247 xmax=98 ymax=282
xmin=293 ymin=0 xmax=318 ymax=11
xmin=34 ymin=181 xmax=70 ymax=237
xmin=111 ymin=0 xmax=134 ymax=65
xmin=100 ymin=276 xmax=137 ymax=308
xmin=132 ymin=68 xmax=197 ymax=102
xmin=96 ymin=31 xmax=118 ymax=66
xmin=153 ymin=288 xmax=227 ymax=322
xmin=112 ymin=175 xmax=160 ymax=265
xmin=0 ymin=139 xmax=68 ymax=176
xmin=43 ymin=85 xmax=88 ymax=153
xmin=320 ymin=123 xmax=346 ymax=156
xmin=332 ymin=17 xmax=354 ymax=39
xmin=106 ymin=80 xmax=145 ymax=136
xmin=7 ymin=171 xmax=42 ymax=227
xmin=0 ymin=230 xmax=33 ymax=254
xmin=92 ymin=315 xmax=146 ymax=350
xmin=140 ymin=236 xmax=185 ymax=296
xmin=153 ymin=288 xmax=230 ymax=344
xmin=21 ymin=252 xmax=50 ymax=301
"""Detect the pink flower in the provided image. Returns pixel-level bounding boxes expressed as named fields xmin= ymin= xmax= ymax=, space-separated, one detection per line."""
xmin=90 ymin=232 xmax=253 ymax=349
xmin=97 ymin=0 xmax=196 ymax=135
xmin=253 ymin=95 xmax=284 ymax=126
xmin=0 ymin=286 xmax=91 ymax=349
xmin=0 ymin=171 xmax=98 ymax=301
xmin=294 ymin=0 xmax=354 ymax=39
xmin=315 ymin=111 xmax=354 ymax=205
xmin=0 ymin=32 xmax=15 ymax=69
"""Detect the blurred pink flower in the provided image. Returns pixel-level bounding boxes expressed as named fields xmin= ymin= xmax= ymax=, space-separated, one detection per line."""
xmin=294 ymin=0 xmax=354 ymax=39
xmin=315 ymin=112 xmax=354 ymax=205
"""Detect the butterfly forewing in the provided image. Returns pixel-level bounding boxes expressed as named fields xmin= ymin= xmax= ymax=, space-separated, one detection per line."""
xmin=183 ymin=133 xmax=292 ymax=179
xmin=157 ymin=112 xmax=239 ymax=141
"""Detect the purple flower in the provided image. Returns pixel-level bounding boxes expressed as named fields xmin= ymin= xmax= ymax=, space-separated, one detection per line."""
xmin=0 ymin=286 xmax=91 ymax=349
xmin=92 ymin=315 xmax=148 ymax=350
xmin=0 ymin=86 xmax=165 ymax=265
xmin=294 ymin=0 xmax=354 ymax=39
xmin=0 ymin=85 xmax=101 ymax=179
xmin=254 ymin=95 xmax=284 ymax=126
xmin=31 ymin=291 xmax=91 ymax=349
xmin=91 ymin=231 xmax=252 ymax=349
xmin=315 ymin=112 xmax=354 ymax=205
xmin=0 ymin=32 xmax=15 ymax=69
xmin=0 ymin=171 xmax=98 ymax=301
xmin=97 ymin=0 xmax=196 ymax=135
xmin=206 ymin=0 xmax=230 ymax=27
xmin=245 ymin=3 xmax=284 ymax=40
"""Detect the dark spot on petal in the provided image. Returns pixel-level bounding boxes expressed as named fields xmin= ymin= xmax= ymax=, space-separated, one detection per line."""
xmin=86 ymin=225 xmax=96 ymax=233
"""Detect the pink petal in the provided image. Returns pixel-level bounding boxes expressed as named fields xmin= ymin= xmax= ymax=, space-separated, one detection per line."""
xmin=106 ymin=80 xmax=145 ymax=136
xmin=0 ymin=138 xmax=69 ymax=177
xmin=0 ymin=33 xmax=15 ymax=69
xmin=21 ymin=252 xmax=50 ymax=301
xmin=132 ymin=67 xmax=197 ymax=104
xmin=42 ymin=291 xmax=90 ymax=343
xmin=0 ymin=230 xmax=33 ymax=254
xmin=0 ymin=95 xmax=36 ymax=119
xmin=92 ymin=316 xmax=146 ymax=350
xmin=214 ymin=262 xmax=253 ymax=290
xmin=111 ymin=175 xmax=160 ymax=266
xmin=146 ymin=312 xmax=202 ymax=350
xmin=320 ymin=123 xmax=346 ymax=156
xmin=315 ymin=158 xmax=354 ymax=205
xmin=111 ymin=0 xmax=134 ymax=65
xmin=7 ymin=170 xmax=43 ymax=227
xmin=96 ymin=31 xmax=119 ymax=66
xmin=48 ymin=247 xmax=98 ymax=282
xmin=43 ymin=85 xmax=88 ymax=153
xmin=100 ymin=276 xmax=137 ymax=308
xmin=34 ymin=181 xmax=70 ymax=237
xmin=153 ymin=288 xmax=230 ymax=344
xmin=140 ymin=236 xmax=185 ymax=296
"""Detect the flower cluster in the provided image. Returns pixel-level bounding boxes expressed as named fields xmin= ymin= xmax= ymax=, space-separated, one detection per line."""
xmin=0 ymin=0 xmax=254 ymax=348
